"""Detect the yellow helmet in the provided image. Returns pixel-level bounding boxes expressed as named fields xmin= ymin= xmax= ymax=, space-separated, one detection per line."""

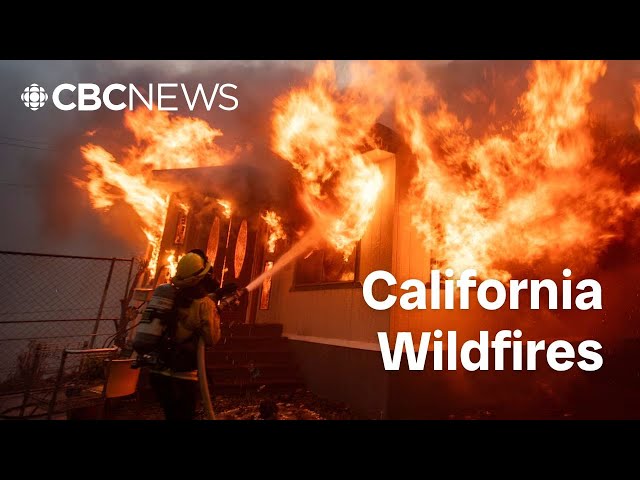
xmin=172 ymin=252 xmax=212 ymax=288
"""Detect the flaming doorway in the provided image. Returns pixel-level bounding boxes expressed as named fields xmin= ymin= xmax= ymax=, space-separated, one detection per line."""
xmin=149 ymin=164 xmax=277 ymax=326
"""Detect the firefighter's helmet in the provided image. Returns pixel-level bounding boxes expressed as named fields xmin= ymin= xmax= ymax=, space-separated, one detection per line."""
xmin=172 ymin=252 xmax=212 ymax=288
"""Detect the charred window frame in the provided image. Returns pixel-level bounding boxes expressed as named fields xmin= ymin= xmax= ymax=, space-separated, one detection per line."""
xmin=291 ymin=242 xmax=362 ymax=291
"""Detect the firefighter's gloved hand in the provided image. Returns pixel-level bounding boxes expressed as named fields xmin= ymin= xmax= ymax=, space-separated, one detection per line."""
xmin=216 ymin=283 xmax=239 ymax=298
xmin=217 ymin=288 xmax=246 ymax=311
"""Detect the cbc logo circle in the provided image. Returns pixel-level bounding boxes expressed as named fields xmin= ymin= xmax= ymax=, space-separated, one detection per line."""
xmin=21 ymin=84 xmax=48 ymax=111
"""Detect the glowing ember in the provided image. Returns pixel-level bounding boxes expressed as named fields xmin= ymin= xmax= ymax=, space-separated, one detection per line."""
xmin=272 ymin=61 xmax=384 ymax=260
xmin=75 ymin=108 xmax=236 ymax=278
xmin=261 ymin=210 xmax=287 ymax=253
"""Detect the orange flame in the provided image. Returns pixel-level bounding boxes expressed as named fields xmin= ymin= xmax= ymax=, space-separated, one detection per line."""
xmin=634 ymin=83 xmax=640 ymax=132
xmin=389 ymin=60 xmax=639 ymax=280
xmin=217 ymin=199 xmax=232 ymax=219
xmin=76 ymin=108 xmax=236 ymax=278
xmin=261 ymin=210 xmax=287 ymax=253
xmin=272 ymin=61 xmax=384 ymax=260
xmin=165 ymin=249 xmax=184 ymax=281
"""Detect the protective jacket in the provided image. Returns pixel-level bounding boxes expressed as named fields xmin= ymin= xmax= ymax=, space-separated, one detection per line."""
xmin=150 ymin=295 xmax=220 ymax=381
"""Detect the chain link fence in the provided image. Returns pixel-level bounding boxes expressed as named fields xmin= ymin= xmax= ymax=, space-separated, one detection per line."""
xmin=0 ymin=251 xmax=139 ymax=404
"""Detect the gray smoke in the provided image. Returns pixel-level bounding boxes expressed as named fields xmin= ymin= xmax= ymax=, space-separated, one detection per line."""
xmin=0 ymin=60 xmax=314 ymax=257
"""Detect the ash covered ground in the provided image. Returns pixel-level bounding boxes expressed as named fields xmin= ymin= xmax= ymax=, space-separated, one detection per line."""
xmin=109 ymin=388 xmax=369 ymax=420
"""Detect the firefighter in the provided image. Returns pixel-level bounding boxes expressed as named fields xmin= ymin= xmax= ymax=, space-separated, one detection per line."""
xmin=148 ymin=250 xmax=221 ymax=420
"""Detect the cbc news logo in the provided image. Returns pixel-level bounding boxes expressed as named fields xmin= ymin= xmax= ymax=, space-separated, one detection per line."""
xmin=21 ymin=84 xmax=48 ymax=111
xmin=20 ymin=82 xmax=239 ymax=112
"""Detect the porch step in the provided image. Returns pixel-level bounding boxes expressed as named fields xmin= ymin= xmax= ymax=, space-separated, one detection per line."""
xmin=221 ymin=323 xmax=283 ymax=338
xmin=215 ymin=336 xmax=290 ymax=351
xmin=208 ymin=362 xmax=298 ymax=381
xmin=211 ymin=376 xmax=305 ymax=393
xmin=207 ymin=349 xmax=293 ymax=365
xmin=206 ymin=323 xmax=303 ymax=394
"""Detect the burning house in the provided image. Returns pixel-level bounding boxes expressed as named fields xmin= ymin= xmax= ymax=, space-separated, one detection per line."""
xmin=76 ymin=60 xmax=640 ymax=419
xmin=145 ymin=122 xmax=602 ymax=419
xmin=145 ymin=124 xmax=409 ymax=418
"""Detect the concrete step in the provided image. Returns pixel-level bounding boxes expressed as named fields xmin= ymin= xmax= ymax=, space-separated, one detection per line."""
xmin=207 ymin=362 xmax=299 ymax=381
xmin=206 ymin=349 xmax=293 ymax=365
xmin=207 ymin=323 xmax=304 ymax=393
xmin=215 ymin=336 xmax=290 ymax=351
xmin=221 ymin=323 xmax=283 ymax=338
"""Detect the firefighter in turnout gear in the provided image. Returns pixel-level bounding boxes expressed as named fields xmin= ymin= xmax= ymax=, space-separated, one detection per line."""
xmin=148 ymin=250 xmax=221 ymax=420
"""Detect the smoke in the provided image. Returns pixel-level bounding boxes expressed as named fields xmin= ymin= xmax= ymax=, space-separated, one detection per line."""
xmin=0 ymin=61 xmax=113 ymax=255
xmin=0 ymin=60 xmax=314 ymax=257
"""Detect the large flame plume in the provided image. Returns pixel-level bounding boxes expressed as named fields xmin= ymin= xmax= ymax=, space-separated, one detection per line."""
xmin=396 ymin=61 xmax=640 ymax=280
xmin=383 ymin=60 xmax=640 ymax=280
xmin=75 ymin=108 xmax=237 ymax=277
xmin=272 ymin=61 xmax=385 ymax=260
xmin=634 ymin=82 xmax=640 ymax=133
xmin=272 ymin=60 xmax=640 ymax=279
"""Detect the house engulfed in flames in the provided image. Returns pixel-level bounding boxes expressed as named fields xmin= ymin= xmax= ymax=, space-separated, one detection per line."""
xmin=78 ymin=60 xmax=640 ymax=418
xmin=147 ymin=124 xmax=425 ymax=417
xmin=145 ymin=123 xmax=536 ymax=419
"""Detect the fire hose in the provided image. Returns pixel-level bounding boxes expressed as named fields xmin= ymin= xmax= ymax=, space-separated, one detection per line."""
xmin=198 ymin=287 xmax=247 ymax=420
xmin=197 ymin=335 xmax=215 ymax=420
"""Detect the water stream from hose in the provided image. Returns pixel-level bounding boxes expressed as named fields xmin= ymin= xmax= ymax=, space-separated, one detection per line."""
xmin=245 ymin=227 xmax=322 ymax=292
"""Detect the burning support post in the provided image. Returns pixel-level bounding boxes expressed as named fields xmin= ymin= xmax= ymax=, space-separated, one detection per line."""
xmin=218 ymin=200 xmax=233 ymax=286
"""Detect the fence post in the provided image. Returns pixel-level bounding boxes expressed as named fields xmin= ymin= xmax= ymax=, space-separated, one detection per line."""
xmin=114 ymin=258 xmax=136 ymax=348
xmin=124 ymin=258 xmax=134 ymax=299
xmin=47 ymin=350 xmax=68 ymax=420
xmin=18 ymin=343 xmax=42 ymax=418
xmin=89 ymin=258 xmax=116 ymax=348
